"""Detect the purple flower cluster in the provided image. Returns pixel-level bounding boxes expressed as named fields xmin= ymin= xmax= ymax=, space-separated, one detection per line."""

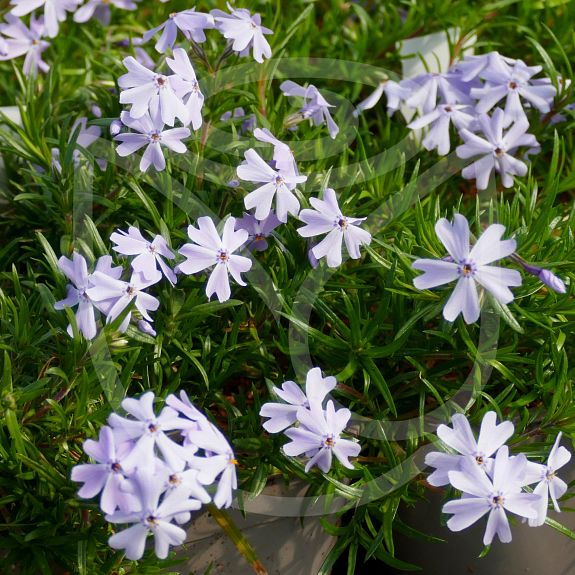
xmin=111 ymin=4 xmax=275 ymax=172
xmin=235 ymin=128 xmax=372 ymax=264
xmin=71 ymin=390 xmax=237 ymax=560
xmin=54 ymin=217 xmax=257 ymax=338
xmin=426 ymin=411 xmax=571 ymax=544
xmin=0 ymin=2 xmax=273 ymax=83
xmin=259 ymin=367 xmax=361 ymax=473
xmin=358 ymin=52 xmax=562 ymax=190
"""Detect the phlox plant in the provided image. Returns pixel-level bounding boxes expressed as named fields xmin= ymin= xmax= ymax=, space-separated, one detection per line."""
xmin=0 ymin=1 xmax=574 ymax=575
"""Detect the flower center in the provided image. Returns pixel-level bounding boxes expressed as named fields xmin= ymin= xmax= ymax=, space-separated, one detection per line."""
xmin=126 ymin=285 xmax=137 ymax=296
xmin=494 ymin=147 xmax=505 ymax=157
xmin=491 ymin=493 xmax=505 ymax=508
xmin=111 ymin=462 xmax=122 ymax=473
xmin=274 ymin=175 xmax=285 ymax=187
xmin=323 ymin=434 xmax=336 ymax=448
xmin=458 ymin=259 xmax=476 ymax=278
xmin=217 ymin=249 xmax=229 ymax=263
xmin=169 ymin=12 xmax=177 ymax=19
xmin=546 ymin=468 xmax=556 ymax=481
xmin=336 ymin=216 xmax=348 ymax=230
xmin=444 ymin=105 xmax=453 ymax=113
xmin=475 ymin=454 xmax=484 ymax=465
xmin=150 ymin=132 xmax=161 ymax=143
xmin=254 ymin=233 xmax=265 ymax=242
xmin=147 ymin=243 xmax=156 ymax=253
xmin=168 ymin=473 xmax=181 ymax=486
xmin=145 ymin=515 xmax=158 ymax=527
xmin=508 ymin=81 xmax=518 ymax=90
xmin=154 ymin=75 xmax=168 ymax=89
xmin=147 ymin=422 xmax=159 ymax=433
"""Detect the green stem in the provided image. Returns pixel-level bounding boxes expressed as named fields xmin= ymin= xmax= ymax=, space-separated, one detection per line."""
xmin=207 ymin=504 xmax=268 ymax=575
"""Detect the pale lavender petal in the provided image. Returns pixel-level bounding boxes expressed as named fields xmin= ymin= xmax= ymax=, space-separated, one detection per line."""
xmin=476 ymin=411 xmax=514 ymax=457
xmin=436 ymin=413 xmax=477 ymax=455
xmin=312 ymin=229 xmax=343 ymax=267
xmin=484 ymin=506 xmax=511 ymax=545
xmin=343 ymin=225 xmax=370 ymax=259
xmin=226 ymin=255 xmax=251 ymax=286
xmin=444 ymin=498 xmax=490 ymax=531
xmin=443 ymin=277 xmax=480 ymax=324
xmin=412 ymin=259 xmax=460 ymax=289
xmin=108 ymin=524 xmax=149 ymax=560
xmin=177 ymin=244 xmax=216 ymax=275
xmin=469 ymin=224 xmax=516 ymax=266
xmin=474 ymin=266 xmax=521 ymax=304
xmin=206 ymin=264 xmax=231 ymax=302
xmin=435 ymin=214 xmax=470 ymax=261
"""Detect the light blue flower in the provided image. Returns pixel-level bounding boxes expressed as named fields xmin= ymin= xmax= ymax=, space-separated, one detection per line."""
xmin=412 ymin=214 xmax=521 ymax=323
xmin=177 ymin=216 xmax=252 ymax=303
xmin=283 ymin=400 xmax=361 ymax=473
xmin=443 ymin=447 xmax=540 ymax=545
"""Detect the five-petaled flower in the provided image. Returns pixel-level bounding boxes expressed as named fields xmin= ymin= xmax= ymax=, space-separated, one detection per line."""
xmin=110 ymin=226 xmax=177 ymax=286
xmin=425 ymin=411 xmax=514 ymax=486
xmin=297 ymin=188 xmax=372 ymax=268
xmin=142 ymin=8 xmax=214 ymax=53
xmin=55 ymin=252 xmax=123 ymax=340
xmin=114 ymin=107 xmax=190 ymax=172
xmin=412 ymin=214 xmax=522 ymax=324
xmin=236 ymin=148 xmax=307 ymax=222
xmin=87 ymin=269 xmax=161 ymax=332
xmin=106 ymin=468 xmax=201 ymax=560
xmin=177 ymin=216 xmax=252 ymax=303
xmin=212 ymin=3 xmax=273 ymax=64
xmin=118 ymin=56 xmax=188 ymax=126
xmin=456 ymin=108 xmax=538 ymax=190
xmin=522 ymin=432 xmax=572 ymax=527
xmin=280 ymin=80 xmax=339 ymax=139
xmin=283 ymin=400 xmax=361 ymax=473
xmin=443 ymin=446 xmax=540 ymax=545
xmin=260 ymin=367 xmax=337 ymax=433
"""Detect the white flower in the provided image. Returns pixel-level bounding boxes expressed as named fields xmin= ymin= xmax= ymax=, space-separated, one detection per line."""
xmin=176 ymin=216 xmax=252 ymax=303
xmin=117 ymin=56 xmax=188 ymax=126
xmin=280 ymin=80 xmax=339 ymax=139
xmin=297 ymin=188 xmax=371 ymax=267
xmin=0 ymin=13 xmax=50 ymax=76
xmin=236 ymin=148 xmax=307 ymax=222
xmin=283 ymin=400 xmax=361 ymax=473
xmin=106 ymin=468 xmax=201 ymax=560
xmin=259 ymin=367 xmax=337 ymax=433
xmin=114 ymin=108 xmax=190 ymax=172
xmin=110 ymin=226 xmax=177 ymax=286
xmin=521 ymin=432 xmax=572 ymax=526
xmin=142 ymin=8 xmax=214 ymax=53
xmin=443 ymin=447 xmax=540 ymax=545
xmin=456 ymin=108 xmax=538 ymax=190
xmin=10 ymin=0 xmax=80 ymax=38
xmin=212 ymin=3 xmax=272 ymax=64
xmin=425 ymin=411 xmax=514 ymax=486
xmin=412 ymin=214 xmax=522 ymax=324
xmin=87 ymin=269 xmax=161 ymax=333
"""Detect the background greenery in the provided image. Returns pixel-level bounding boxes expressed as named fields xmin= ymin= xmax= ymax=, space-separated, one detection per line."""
xmin=0 ymin=0 xmax=574 ymax=573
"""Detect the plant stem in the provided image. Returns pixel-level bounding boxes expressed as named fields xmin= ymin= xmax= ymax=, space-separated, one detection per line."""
xmin=207 ymin=504 xmax=268 ymax=575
